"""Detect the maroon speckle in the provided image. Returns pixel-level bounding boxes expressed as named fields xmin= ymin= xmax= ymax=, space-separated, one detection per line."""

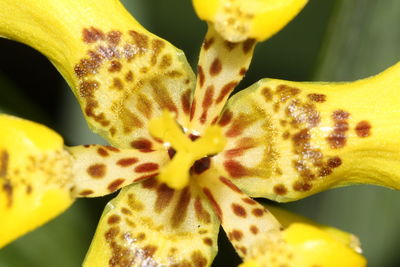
xmin=191 ymin=157 xmax=211 ymax=175
xmin=130 ymin=138 xmax=152 ymax=150
xmin=224 ymin=160 xmax=248 ymax=178
xmin=355 ymin=121 xmax=371 ymax=137
xmin=83 ymin=27 xmax=105 ymax=43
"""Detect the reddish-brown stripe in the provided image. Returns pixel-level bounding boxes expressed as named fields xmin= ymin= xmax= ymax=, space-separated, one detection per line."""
xmin=203 ymin=37 xmax=214 ymax=50
xmin=202 ymin=85 xmax=215 ymax=109
xmin=97 ymin=147 xmax=109 ymax=157
xmin=190 ymin=99 xmax=197 ymax=121
xmin=141 ymin=177 xmax=158 ymax=188
xmin=216 ymin=82 xmax=238 ymax=104
xmin=198 ymin=65 xmax=205 ymax=88
xmin=155 ymin=184 xmax=175 ymax=213
xmin=130 ymin=138 xmax=153 ymax=150
xmin=243 ymin=39 xmax=256 ymax=54
xmin=171 ymin=187 xmax=191 ymax=228
xmin=105 ymin=146 xmax=120 ymax=152
xmin=203 ymin=187 xmax=223 ymax=222
xmin=242 ymin=197 xmax=257 ymax=205
xmin=134 ymin=173 xmax=159 ymax=183
xmin=252 ymin=208 xmax=264 ymax=217
xmin=218 ymin=110 xmax=233 ymax=126
xmin=224 ymin=160 xmax=248 ymax=178
xmin=219 ymin=176 xmax=242 ymax=193
xmin=181 ymin=89 xmax=192 ymax=115
xmin=79 ymin=189 xmax=94 ymax=196
xmin=117 ymin=157 xmax=138 ymax=167
xmin=194 ymin=197 xmax=212 ymax=224
xmin=108 ymin=178 xmax=126 ymax=192
xmin=134 ymin=163 xmax=159 ymax=173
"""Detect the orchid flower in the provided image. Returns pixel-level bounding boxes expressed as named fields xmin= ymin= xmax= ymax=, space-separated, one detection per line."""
xmin=1 ymin=0 xmax=399 ymax=266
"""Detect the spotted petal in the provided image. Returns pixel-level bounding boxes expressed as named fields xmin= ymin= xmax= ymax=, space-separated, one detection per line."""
xmin=67 ymin=145 xmax=169 ymax=197
xmin=0 ymin=115 xmax=74 ymax=248
xmin=84 ymin=178 xmax=219 ymax=266
xmin=0 ymin=0 xmax=196 ymax=149
xmin=213 ymin=62 xmax=400 ymax=201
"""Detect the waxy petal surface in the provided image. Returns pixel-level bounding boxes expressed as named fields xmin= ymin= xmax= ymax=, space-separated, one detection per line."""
xmin=0 ymin=0 xmax=196 ymax=149
xmin=213 ymin=62 xmax=400 ymax=201
xmin=84 ymin=178 xmax=219 ymax=267
xmin=0 ymin=115 xmax=74 ymax=248
xmin=68 ymin=145 xmax=169 ymax=197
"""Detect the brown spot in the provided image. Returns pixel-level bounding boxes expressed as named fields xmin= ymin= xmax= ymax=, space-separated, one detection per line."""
xmin=108 ymin=60 xmax=122 ymax=72
xmin=231 ymin=203 xmax=247 ymax=218
xmin=155 ymin=184 xmax=175 ymax=213
xmin=136 ymin=232 xmax=146 ymax=241
xmin=26 ymin=185 xmax=33 ymax=194
xmin=355 ymin=121 xmax=371 ymax=137
xmin=106 ymin=31 xmax=121 ymax=45
xmin=140 ymin=177 xmax=158 ymax=188
xmin=224 ymin=41 xmax=238 ymax=50
xmin=191 ymin=251 xmax=208 ymax=267
xmin=203 ymin=238 xmax=213 ymax=246
xmin=79 ymin=80 xmax=98 ymax=97
xmin=242 ymin=39 xmax=256 ymax=54
xmin=108 ymin=214 xmax=121 ymax=225
xmin=293 ymin=181 xmax=312 ymax=191
xmin=105 ymin=146 xmax=120 ymax=152
xmin=194 ymin=197 xmax=211 ymax=224
xmin=136 ymin=93 xmax=154 ymax=119
xmin=273 ymin=184 xmax=288 ymax=195
xmin=151 ymin=39 xmax=165 ymax=65
xmin=181 ymin=89 xmax=192 ymax=115
xmin=3 ymin=181 xmax=13 ymax=207
xmin=87 ymin=164 xmax=106 ymax=178
xmin=224 ymin=160 xmax=248 ymax=178
xmin=97 ymin=147 xmax=109 ymax=157
xmin=239 ymin=68 xmax=247 ymax=76
xmin=75 ymin=52 xmax=103 ymax=78
xmin=219 ymin=176 xmax=242 ymax=193
xmin=121 ymin=207 xmax=132 ymax=215
xmin=83 ymin=27 xmax=105 ymax=43
xmin=210 ymin=58 xmax=222 ymax=76
xmin=171 ymin=187 xmax=192 ymax=228
xmin=150 ymin=78 xmax=179 ymax=114
xmin=307 ymin=93 xmax=326 ymax=103
xmin=276 ymin=84 xmax=300 ymax=102
xmin=104 ymin=226 xmax=120 ymax=241
xmin=112 ymin=77 xmax=123 ymax=90
xmin=218 ymin=110 xmax=233 ymax=126
xmin=203 ymin=37 xmax=215 ymax=50
xmin=250 ymin=225 xmax=259 ymax=235
xmin=230 ymin=230 xmax=243 ymax=241
xmin=0 ymin=150 xmax=9 ymax=177
xmin=134 ymin=163 xmax=159 ymax=173
xmin=191 ymin=157 xmax=211 ymax=175
xmin=216 ymin=81 xmax=238 ymax=104
xmin=125 ymin=71 xmax=134 ymax=82
xmin=203 ymin=187 xmax=223 ymax=222
xmin=108 ymin=178 xmax=126 ymax=192
xmin=333 ymin=110 xmax=350 ymax=121
xmin=282 ymin=131 xmax=290 ymax=140
xmin=117 ymin=157 xmax=139 ymax=167
xmin=127 ymin=193 xmax=144 ymax=211
xmin=129 ymin=30 xmax=149 ymax=51
xmin=130 ymin=138 xmax=152 ymax=150
xmin=79 ymin=189 xmax=94 ymax=196
xmin=327 ymin=156 xmax=342 ymax=168
xmin=261 ymin=87 xmax=273 ymax=102
xmin=198 ymin=65 xmax=205 ymax=88
xmin=190 ymin=99 xmax=197 ymax=121
xmin=160 ymin=54 xmax=172 ymax=69
xmin=242 ymin=198 xmax=257 ymax=205
xmin=252 ymin=208 xmax=264 ymax=217
xmin=319 ymin=167 xmax=332 ymax=177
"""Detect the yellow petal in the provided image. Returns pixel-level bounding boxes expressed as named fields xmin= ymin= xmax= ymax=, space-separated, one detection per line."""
xmin=67 ymin=144 xmax=169 ymax=197
xmin=0 ymin=114 xmax=74 ymax=248
xmin=192 ymin=0 xmax=308 ymax=42
xmin=213 ymin=62 xmax=400 ymax=201
xmin=84 ymin=179 xmax=219 ymax=266
xmin=0 ymin=0 xmax=196 ymax=148
xmin=241 ymin=223 xmax=366 ymax=267
xmin=189 ymin=24 xmax=255 ymax=133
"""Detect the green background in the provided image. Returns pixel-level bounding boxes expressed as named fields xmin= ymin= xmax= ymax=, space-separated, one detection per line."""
xmin=1 ymin=0 xmax=400 ymax=266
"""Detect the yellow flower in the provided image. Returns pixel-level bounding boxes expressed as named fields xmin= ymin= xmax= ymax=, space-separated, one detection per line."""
xmin=0 ymin=0 xmax=399 ymax=266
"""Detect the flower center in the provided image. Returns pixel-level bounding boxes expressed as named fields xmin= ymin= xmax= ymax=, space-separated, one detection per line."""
xmin=148 ymin=110 xmax=226 ymax=189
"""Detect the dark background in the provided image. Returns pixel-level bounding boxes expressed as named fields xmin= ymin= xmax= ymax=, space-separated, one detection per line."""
xmin=1 ymin=0 xmax=400 ymax=266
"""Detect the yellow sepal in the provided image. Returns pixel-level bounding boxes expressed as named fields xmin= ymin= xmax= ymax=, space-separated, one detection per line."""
xmin=0 ymin=115 xmax=74 ymax=248
xmin=192 ymin=0 xmax=308 ymax=42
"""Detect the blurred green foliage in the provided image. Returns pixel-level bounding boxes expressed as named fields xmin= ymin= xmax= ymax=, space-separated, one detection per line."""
xmin=0 ymin=0 xmax=399 ymax=266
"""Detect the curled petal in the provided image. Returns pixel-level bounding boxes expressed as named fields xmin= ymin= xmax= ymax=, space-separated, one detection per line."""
xmin=67 ymin=144 xmax=169 ymax=197
xmin=240 ymin=223 xmax=366 ymax=267
xmin=192 ymin=0 xmax=308 ymax=42
xmin=0 ymin=115 xmax=74 ymax=248
xmin=84 ymin=179 xmax=219 ymax=266
xmin=0 ymin=0 xmax=196 ymax=148
xmin=213 ymin=62 xmax=400 ymax=201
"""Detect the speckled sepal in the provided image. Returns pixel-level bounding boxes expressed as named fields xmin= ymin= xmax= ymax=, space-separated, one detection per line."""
xmin=84 ymin=178 xmax=219 ymax=267
xmin=212 ymin=62 xmax=400 ymax=201
xmin=68 ymin=144 xmax=169 ymax=197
